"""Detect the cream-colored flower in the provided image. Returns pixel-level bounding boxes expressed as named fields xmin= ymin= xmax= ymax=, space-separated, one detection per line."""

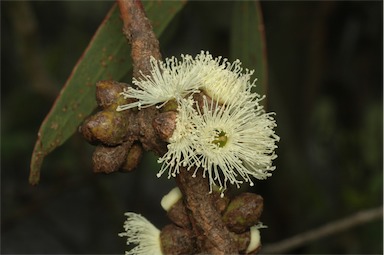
xmin=156 ymin=94 xmax=279 ymax=194
xmin=189 ymin=96 xmax=279 ymax=194
xmin=193 ymin=53 xmax=257 ymax=105
xmin=117 ymin=51 xmax=256 ymax=111
xmin=157 ymin=97 xmax=200 ymax=178
xmin=118 ymin=213 xmax=162 ymax=255
xmin=118 ymin=51 xmax=279 ymax=194
xmin=117 ymin=54 xmax=201 ymax=111
xmin=160 ymin=187 xmax=182 ymax=211
xmin=246 ymin=223 xmax=268 ymax=253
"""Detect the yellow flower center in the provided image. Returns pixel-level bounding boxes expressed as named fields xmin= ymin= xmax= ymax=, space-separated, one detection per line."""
xmin=212 ymin=130 xmax=228 ymax=148
xmin=160 ymin=98 xmax=178 ymax=112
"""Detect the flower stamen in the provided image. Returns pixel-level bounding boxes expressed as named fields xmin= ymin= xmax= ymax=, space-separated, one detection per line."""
xmin=212 ymin=130 xmax=228 ymax=148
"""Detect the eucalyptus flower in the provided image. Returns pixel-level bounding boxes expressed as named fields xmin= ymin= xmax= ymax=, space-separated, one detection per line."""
xmin=118 ymin=213 xmax=162 ymax=255
xmin=117 ymin=51 xmax=256 ymax=111
xmin=118 ymin=51 xmax=279 ymax=194
xmin=117 ymin=54 xmax=200 ymax=111
xmin=190 ymin=96 xmax=278 ymax=193
xmin=194 ymin=53 xmax=257 ymax=105
xmin=156 ymin=97 xmax=201 ymax=178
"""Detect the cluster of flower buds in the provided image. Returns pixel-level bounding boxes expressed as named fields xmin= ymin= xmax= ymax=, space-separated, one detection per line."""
xmin=79 ymin=80 xmax=142 ymax=173
xmin=79 ymin=80 xmax=168 ymax=174
xmin=119 ymin=187 xmax=265 ymax=255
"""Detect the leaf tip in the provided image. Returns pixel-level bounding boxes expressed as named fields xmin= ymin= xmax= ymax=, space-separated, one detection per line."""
xmin=29 ymin=143 xmax=44 ymax=186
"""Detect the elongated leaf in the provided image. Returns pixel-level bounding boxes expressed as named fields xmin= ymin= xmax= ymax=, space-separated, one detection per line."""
xmin=30 ymin=1 xmax=186 ymax=185
xmin=230 ymin=1 xmax=268 ymax=98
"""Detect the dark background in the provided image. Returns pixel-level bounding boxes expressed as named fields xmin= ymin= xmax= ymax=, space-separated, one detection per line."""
xmin=1 ymin=1 xmax=383 ymax=254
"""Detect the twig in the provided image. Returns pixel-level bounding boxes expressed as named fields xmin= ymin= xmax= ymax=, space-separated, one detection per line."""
xmin=261 ymin=205 xmax=383 ymax=254
xmin=117 ymin=0 xmax=161 ymax=78
xmin=176 ymin=167 xmax=237 ymax=254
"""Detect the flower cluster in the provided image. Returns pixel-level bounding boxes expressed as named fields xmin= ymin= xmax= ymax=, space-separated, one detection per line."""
xmin=118 ymin=51 xmax=279 ymax=194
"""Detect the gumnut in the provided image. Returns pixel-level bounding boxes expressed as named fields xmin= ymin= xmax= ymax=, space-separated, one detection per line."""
xmin=230 ymin=231 xmax=250 ymax=253
xmin=153 ymin=111 xmax=177 ymax=142
xmin=166 ymin=199 xmax=190 ymax=229
xmin=222 ymin=193 xmax=263 ymax=233
xmin=95 ymin=80 xmax=132 ymax=110
xmin=80 ymin=110 xmax=130 ymax=146
xmin=120 ymin=143 xmax=143 ymax=172
xmin=160 ymin=224 xmax=196 ymax=255
xmin=92 ymin=141 xmax=131 ymax=173
xmin=211 ymin=189 xmax=231 ymax=214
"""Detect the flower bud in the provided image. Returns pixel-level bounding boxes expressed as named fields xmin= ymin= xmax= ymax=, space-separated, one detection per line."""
xmin=211 ymin=189 xmax=230 ymax=214
xmin=245 ymin=225 xmax=263 ymax=254
xmin=80 ymin=110 xmax=129 ymax=146
xmin=137 ymin=106 xmax=168 ymax=155
xmin=92 ymin=143 xmax=129 ymax=173
xmin=161 ymin=187 xmax=190 ymax=228
xmin=160 ymin=99 xmax=178 ymax=112
xmin=167 ymin=199 xmax=190 ymax=229
xmin=192 ymin=92 xmax=215 ymax=112
xmin=153 ymin=111 xmax=177 ymax=142
xmin=230 ymin=231 xmax=250 ymax=253
xmin=222 ymin=193 xmax=263 ymax=233
xmin=161 ymin=187 xmax=182 ymax=211
xmin=96 ymin=80 xmax=132 ymax=110
xmin=120 ymin=143 xmax=143 ymax=172
xmin=230 ymin=224 xmax=264 ymax=254
xmin=160 ymin=224 xmax=196 ymax=255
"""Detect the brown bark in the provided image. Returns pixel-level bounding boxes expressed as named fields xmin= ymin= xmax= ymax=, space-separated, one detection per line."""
xmin=117 ymin=0 xmax=161 ymax=78
xmin=176 ymin=167 xmax=237 ymax=254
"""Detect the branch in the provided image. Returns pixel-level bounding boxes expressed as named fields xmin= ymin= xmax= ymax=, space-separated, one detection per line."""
xmin=261 ymin=205 xmax=383 ymax=254
xmin=117 ymin=0 xmax=161 ymax=77
xmin=176 ymin=167 xmax=237 ymax=254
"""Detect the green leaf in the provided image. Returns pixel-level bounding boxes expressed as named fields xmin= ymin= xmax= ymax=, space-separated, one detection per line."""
xmin=30 ymin=1 xmax=186 ymax=185
xmin=230 ymin=1 xmax=268 ymax=98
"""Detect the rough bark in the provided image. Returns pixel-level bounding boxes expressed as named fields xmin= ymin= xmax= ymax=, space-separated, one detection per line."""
xmin=117 ymin=0 xmax=161 ymax=78
xmin=176 ymin=167 xmax=237 ymax=254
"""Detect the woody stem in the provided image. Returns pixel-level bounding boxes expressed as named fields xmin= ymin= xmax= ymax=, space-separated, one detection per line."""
xmin=176 ymin=167 xmax=237 ymax=254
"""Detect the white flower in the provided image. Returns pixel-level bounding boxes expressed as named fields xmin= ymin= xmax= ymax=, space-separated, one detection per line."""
xmin=160 ymin=187 xmax=182 ymax=211
xmin=190 ymin=95 xmax=279 ymax=194
xmin=157 ymin=97 xmax=201 ymax=178
xmin=156 ymin=94 xmax=279 ymax=194
xmin=246 ymin=223 xmax=268 ymax=253
xmin=116 ymin=51 xmax=256 ymax=111
xmin=116 ymin=54 xmax=201 ymax=111
xmin=193 ymin=53 xmax=256 ymax=105
xmin=118 ymin=213 xmax=162 ymax=255
xmin=117 ymin=51 xmax=279 ymax=194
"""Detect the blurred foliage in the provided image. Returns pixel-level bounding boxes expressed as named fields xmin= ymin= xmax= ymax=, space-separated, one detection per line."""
xmin=1 ymin=1 xmax=382 ymax=254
